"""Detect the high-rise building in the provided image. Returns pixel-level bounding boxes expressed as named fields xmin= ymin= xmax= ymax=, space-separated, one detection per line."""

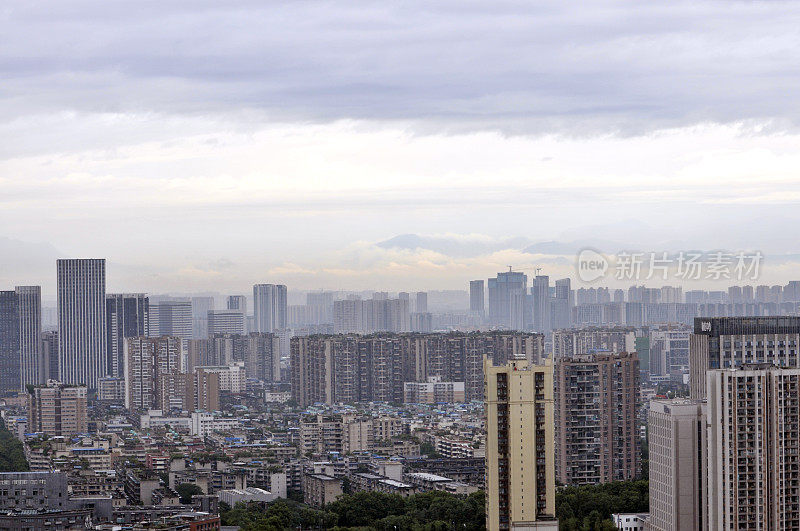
xmin=253 ymin=284 xmax=287 ymax=333
xmin=191 ymin=296 xmax=215 ymax=339
xmin=16 ymin=286 xmax=42 ymax=389
xmin=488 ymin=270 xmax=528 ymax=330
xmin=226 ymin=295 xmax=247 ymax=314
xmin=28 ymin=381 xmax=88 ymax=437
xmin=647 ymin=399 xmax=705 ymax=531
xmin=41 ymin=330 xmax=59 ymax=382
xmin=689 ymin=316 xmax=800 ymax=399
xmin=551 ymin=279 xmax=572 ymax=330
xmin=207 ymin=310 xmax=246 ymax=336
xmin=0 ymin=291 xmax=20 ymax=395
xmin=531 ymin=275 xmax=550 ymax=333
xmin=554 ymin=351 xmax=640 ymax=485
xmin=291 ymin=332 xmax=544 ymax=407
xmin=484 ymin=357 xmax=557 ymax=530
xmin=106 ymin=293 xmax=149 ymax=378
xmin=415 ymin=292 xmax=428 ymax=313
xmin=124 ymin=336 xmax=182 ymax=411
xmin=57 ymin=258 xmax=107 ymax=390
xmin=649 ymin=325 xmax=691 ymax=380
xmin=470 ymin=280 xmax=485 ymax=317
xmin=552 ymin=327 xmax=636 ymax=360
xmin=190 ymin=368 xmax=220 ymax=411
xmin=149 ymin=300 xmax=193 ymax=339
xmin=706 ymin=365 xmax=800 ymax=530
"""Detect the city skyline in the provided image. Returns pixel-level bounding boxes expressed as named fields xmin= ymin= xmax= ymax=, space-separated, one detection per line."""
xmin=4 ymin=2 xmax=800 ymax=296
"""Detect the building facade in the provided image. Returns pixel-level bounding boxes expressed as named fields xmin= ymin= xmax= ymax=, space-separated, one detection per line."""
xmin=554 ymin=351 xmax=640 ymax=485
xmin=57 ymin=258 xmax=107 ymax=390
xmin=484 ymin=357 xmax=556 ymax=530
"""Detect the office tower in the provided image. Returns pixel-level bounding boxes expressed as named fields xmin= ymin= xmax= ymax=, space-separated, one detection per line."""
xmin=552 ymin=327 xmax=636 ymax=359
xmin=469 ymin=280 xmax=485 ymax=317
xmin=227 ymin=295 xmax=247 ymax=313
xmin=207 ymin=310 xmax=246 ymax=336
xmin=689 ymin=316 xmax=800 ymax=399
xmin=415 ymin=292 xmax=428 ymax=313
xmin=149 ymin=299 xmax=193 ymax=339
xmin=649 ymin=325 xmax=691 ymax=380
xmin=484 ymin=357 xmax=557 ymax=530
xmin=554 ymin=351 xmax=640 ymax=485
xmin=16 ymin=286 xmax=42 ymax=388
xmin=106 ymin=293 xmax=149 ymax=378
xmin=0 ymin=291 xmax=20 ymax=395
xmin=41 ymin=330 xmax=59 ymax=382
xmin=531 ymin=275 xmax=551 ymax=333
xmin=191 ymin=296 xmax=215 ymax=339
xmin=27 ymin=381 xmax=88 ymax=437
xmin=124 ymin=336 xmax=182 ymax=411
xmin=706 ymin=365 xmax=800 ymax=529
xmin=291 ymin=332 xmax=544 ymax=407
xmin=647 ymin=399 xmax=705 ymax=531
xmin=488 ymin=270 xmax=528 ymax=330
xmin=57 ymin=258 xmax=107 ymax=390
xmin=253 ymin=284 xmax=287 ymax=333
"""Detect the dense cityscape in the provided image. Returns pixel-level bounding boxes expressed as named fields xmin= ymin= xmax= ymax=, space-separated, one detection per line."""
xmin=5 ymin=1 xmax=800 ymax=530
xmin=2 ymin=260 xmax=800 ymax=529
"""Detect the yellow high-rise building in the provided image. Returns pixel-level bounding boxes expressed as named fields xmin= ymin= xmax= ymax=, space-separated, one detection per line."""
xmin=485 ymin=357 xmax=557 ymax=530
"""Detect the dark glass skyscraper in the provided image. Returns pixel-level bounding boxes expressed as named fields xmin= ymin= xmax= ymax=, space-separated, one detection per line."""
xmin=106 ymin=293 xmax=149 ymax=378
xmin=0 ymin=291 xmax=20 ymax=395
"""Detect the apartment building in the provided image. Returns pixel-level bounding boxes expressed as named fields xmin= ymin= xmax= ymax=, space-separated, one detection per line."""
xmin=554 ymin=351 xmax=640 ymax=485
xmin=484 ymin=357 xmax=556 ymax=530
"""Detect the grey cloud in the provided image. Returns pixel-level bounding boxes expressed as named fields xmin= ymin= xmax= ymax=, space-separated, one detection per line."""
xmin=2 ymin=1 xmax=800 ymax=134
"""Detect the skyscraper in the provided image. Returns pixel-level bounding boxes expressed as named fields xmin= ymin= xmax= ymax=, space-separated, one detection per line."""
xmin=191 ymin=296 xmax=215 ymax=339
xmin=484 ymin=357 xmax=557 ymax=530
xmin=227 ymin=295 xmax=247 ymax=313
xmin=15 ymin=286 xmax=42 ymax=389
xmin=207 ymin=310 xmax=246 ymax=336
xmin=689 ymin=316 xmax=800 ymax=399
xmin=149 ymin=299 xmax=193 ymax=339
xmin=106 ymin=293 xmax=149 ymax=378
xmin=0 ymin=291 xmax=20 ymax=395
xmin=488 ymin=270 xmax=528 ymax=330
xmin=469 ymin=280 xmax=485 ymax=317
xmin=57 ymin=258 xmax=107 ymax=390
xmin=253 ymin=284 xmax=287 ymax=333
xmin=531 ymin=275 xmax=550 ymax=333
xmin=41 ymin=330 xmax=59 ymax=382
xmin=415 ymin=292 xmax=428 ymax=313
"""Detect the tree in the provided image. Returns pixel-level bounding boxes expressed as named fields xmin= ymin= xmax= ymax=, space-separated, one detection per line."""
xmin=176 ymin=483 xmax=204 ymax=504
xmin=0 ymin=418 xmax=29 ymax=472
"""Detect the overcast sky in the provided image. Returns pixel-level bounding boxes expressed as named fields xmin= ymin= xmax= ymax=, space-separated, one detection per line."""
xmin=3 ymin=1 xmax=800 ymax=299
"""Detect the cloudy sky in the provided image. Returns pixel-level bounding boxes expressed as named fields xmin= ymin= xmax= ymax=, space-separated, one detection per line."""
xmin=3 ymin=1 xmax=800 ymax=299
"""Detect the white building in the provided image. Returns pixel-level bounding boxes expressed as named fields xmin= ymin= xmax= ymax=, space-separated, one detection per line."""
xmin=190 ymin=412 xmax=241 ymax=436
xmin=611 ymin=513 xmax=648 ymax=530
xmin=57 ymin=259 xmax=107 ymax=390
xmin=194 ymin=362 xmax=246 ymax=393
